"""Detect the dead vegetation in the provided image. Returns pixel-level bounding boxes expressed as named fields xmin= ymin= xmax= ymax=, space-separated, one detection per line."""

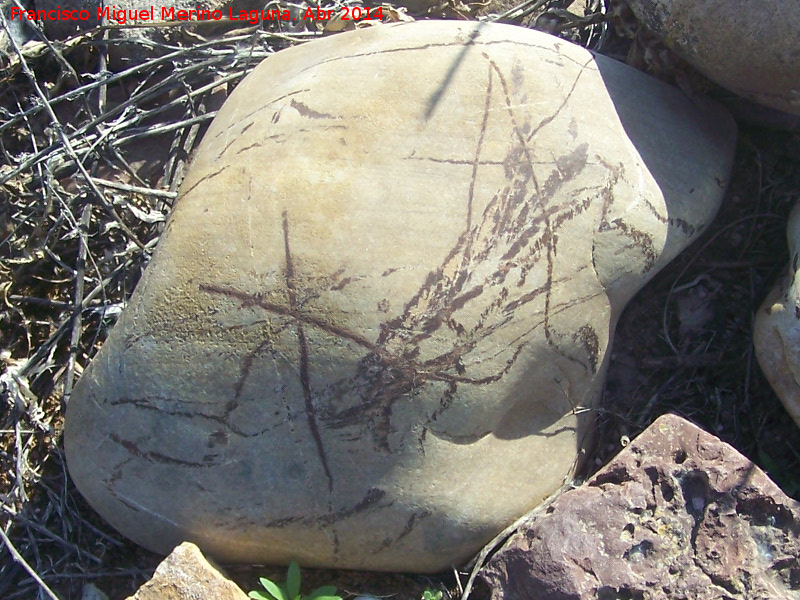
xmin=0 ymin=1 xmax=799 ymax=599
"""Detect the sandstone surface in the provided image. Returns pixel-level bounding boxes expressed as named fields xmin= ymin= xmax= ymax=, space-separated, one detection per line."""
xmin=125 ymin=542 xmax=248 ymax=600
xmin=65 ymin=21 xmax=736 ymax=572
xmin=627 ymin=0 xmax=800 ymax=116
xmin=481 ymin=413 xmax=800 ymax=599
xmin=755 ymin=201 xmax=800 ymax=429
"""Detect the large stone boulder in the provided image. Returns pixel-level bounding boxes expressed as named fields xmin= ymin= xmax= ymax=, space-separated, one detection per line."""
xmin=755 ymin=201 xmax=800 ymax=429
xmin=627 ymin=0 xmax=800 ymax=116
xmin=64 ymin=21 xmax=736 ymax=572
xmin=480 ymin=414 xmax=800 ymax=599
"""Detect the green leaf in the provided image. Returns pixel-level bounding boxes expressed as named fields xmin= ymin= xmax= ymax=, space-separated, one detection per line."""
xmin=248 ymin=592 xmax=270 ymax=600
xmin=286 ymin=561 xmax=301 ymax=600
xmin=307 ymin=586 xmax=340 ymax=600
xmin=258 ymin=576 xmax=289 ymax=600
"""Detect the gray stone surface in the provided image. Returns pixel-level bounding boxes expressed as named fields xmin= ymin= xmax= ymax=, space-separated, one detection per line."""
xmin=627 ymin=0 xmax=800 ymax=116
xmin=65 ymin=21 xmax=735 ymax=572
xmin=481 ymin=413 xmax=800 ymax=599
xmin=755 ymin=201 xmax=800 ymax=429
xmin=125 ymin=542 xmax=248 ymax=600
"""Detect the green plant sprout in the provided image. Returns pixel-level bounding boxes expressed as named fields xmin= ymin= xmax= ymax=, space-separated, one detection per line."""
xmin=421 ymin=589 xmax=443 ymax=600
xmin=248 ymin=561 xmax=342 ymax=600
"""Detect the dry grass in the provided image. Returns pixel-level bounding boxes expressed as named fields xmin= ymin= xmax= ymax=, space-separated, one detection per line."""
xmin=1 ymin=1 xmax=798 ymax=599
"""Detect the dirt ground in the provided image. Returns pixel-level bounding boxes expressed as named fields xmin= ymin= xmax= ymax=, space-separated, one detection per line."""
xmin=1 ymin=1 xmax=799 ymax=599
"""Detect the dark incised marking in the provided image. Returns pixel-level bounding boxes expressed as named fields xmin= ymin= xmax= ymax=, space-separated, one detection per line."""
xmin=669 ymin=217 xmax=696 ymax=237
xmin=231 ymin=89 xmax=311 ymax=132
xmin=487 ymin=56 xmax=541 ymax=197
xmin=264 ymin=514 xmax=304 ymax=528
xmin=200 ymin=284 xmax=505 ymax=386
xmin=194 ymin=46 xmax=665 ymax=455
xmin=467 ymin=60 xmax=494 ymax=232
xmin=263 ymin=488 xmax=389 ymax=529
xmin=378 ymin=510 xmax=432 ymax=551
xmin=304 ymin=34 xmax=589 ymax=82
xmin=290 ymin=99 xmax=339 ymax=120
xmin=404 ymin=156 xmax=504 ymax=167
xmin=283 ymin=211 xmax=335 ymax=495
xmin=573 ymin=324 xmax=600 ymax=374
xmin=233 ymin=337 xmax=276 ymax=400
xmin=109 ymin=396 xmax=284 ymax=441
xmin=179 ymin=167 xmax=225 ymax=200
xmin=317 ymin=487 xmax=387 ymax=526
xmin=525 ymin=56 xmax=593 ymax=148
xmin=331 ymin=277 xmax=352 ymax=291
xmin=109 ymin=434 xmax=207 ymax=467
xmin=608 ymin=218 xmax=657 ymax=272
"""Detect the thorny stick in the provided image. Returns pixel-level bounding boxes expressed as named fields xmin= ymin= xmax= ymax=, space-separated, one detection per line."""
xmin=0 ymin=525 xmax=62 ymax=600
xmin=0 ymin=9 xmax=146 ymax=250
xmin=62 ymin=205 xmax=92 ymax=408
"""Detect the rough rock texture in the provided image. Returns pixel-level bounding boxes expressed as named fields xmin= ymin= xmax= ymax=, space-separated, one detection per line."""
xmin=481 ymin=414 xmax=800 ymax=599
xmin=755 ymin=201 xmax=800 ymax=429
xmin=65 ymin=21 xmax=736 ymax=572
xmin=627 ymin=0 xmax=800 ymax=116
xmin=125 ymin=542 xmax=248 ymax=600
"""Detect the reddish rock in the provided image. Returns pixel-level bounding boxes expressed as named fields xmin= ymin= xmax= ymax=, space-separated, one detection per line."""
xmin=481 ymin=414 xmax=800 ymax=599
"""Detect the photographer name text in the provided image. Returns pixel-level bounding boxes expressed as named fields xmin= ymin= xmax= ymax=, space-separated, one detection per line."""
xmin=9 ymin=4 xmax=384 ymax=25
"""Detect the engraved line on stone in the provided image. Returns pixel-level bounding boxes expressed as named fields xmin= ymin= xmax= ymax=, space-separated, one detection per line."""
xmin=262 ymin=487 xmax=389 ymax=529
xmin=403 ymin=156 xmax=505 ymax=167
xmin=179 ymin=167 xmax=225 ymax=200
xmin=109 ymin=433 xmax=207 ymax=467
xmin=231 ymin=88 xmax=312 ymax=134
xmin=289 ymin=98 xmax=340 ymax=120
xmin=199 ymin=284 xmax=508 ymax=386
xmin=301 ymin=34 xmax=590 ymax=75
xmin=466 ymin=60 xmax=494 ymax=233
xmin=201 ymin=133 xmax=603 ymax=454
xmin=282 ymin=210 xmax=335 ymax=497
xmin=485 ymin=55 xmax=541 ymax=198
xmin=108 ymin=396 xmax=294 ymax=440
xmin=525 ymin=56 xmax=594 ymax=146
xmin=669 ymin=217 xmax=697 ymax=237
xmin=112 ymin=490 xmax=186 ymax=526
xmin=234 ymin=337 xmax=276 ymax=400
xmin=316 ymin=487 xmax=387 ymax=526
xmin=377 ymin=509 xmax=432 ymax=551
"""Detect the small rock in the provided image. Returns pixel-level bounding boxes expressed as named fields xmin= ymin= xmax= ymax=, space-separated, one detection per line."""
xmin=65 ymin=21 xmax=735 ymax=572
xmin=480 ymin=413 xmax=800 ymax=599
xmin=754 ymin=201 xmax=800 ymax=429
xmin=626 ymin=0 xmax=800 ymax=115
xmin=125 ymin=542 xmax=248 ymax=600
